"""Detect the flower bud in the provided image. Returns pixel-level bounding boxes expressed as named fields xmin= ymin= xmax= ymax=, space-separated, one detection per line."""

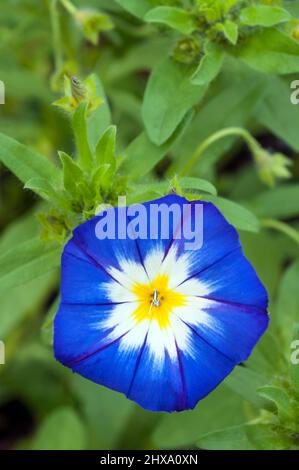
xmin=53 ymin=75 xmax=103 ymax=115
xmin=74 ymin=9 xmax=113 ymax=45
xmin=173 ymin=37 xmax=201 ymax=64
xmin=256 ymin=149 xmax=292 ymax=187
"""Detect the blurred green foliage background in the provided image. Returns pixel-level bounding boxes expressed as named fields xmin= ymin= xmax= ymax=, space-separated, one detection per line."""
xmin=0 ymin=0 xmax=299 ymax=450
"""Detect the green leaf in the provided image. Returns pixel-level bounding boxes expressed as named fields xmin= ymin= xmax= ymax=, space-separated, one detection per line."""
xmin=248 ymin=184 xmax=299 ymax=219
xmin=127 ymin=178 xmax=199 ymax=204
xmin=217 ymin=20 xmax=238 ymax=45
xmin=179 ymin=176 xmax=217 ymax=196
xmin=142 ymin=58 xmax=207 ymax=145
xmin=191 ymin=42 xmax=224 ymax=86
xmin=237 ymin=29 xmax=299 ymax=74
xmin=95 ymin=125 xmax=117 ymax=168
xmin=73 ymin=102 xmax=93 ymax=171
xmin=240 ymin=5 xmax=291 ymax=27
xmin=115 ymin=0 xmax=151 ymax=18
xmin=255 ymin=77 xmax=299 ymax=151
xmin=59 ymin=151 xmax=85 ymax=199
xmin=91 ymin=164 xmax=111 ymax=192
xmin=246 ymin=330 xmax=284 ymax=377
xmin=0 ymin=238 xmax=61 ymax=294
xmin=87 ymin=74 xmax=112 ymax=151
xmin=198 ymin=195 xmax=260 ymax=233
xmin=94 ymin=126 xmax=117 ymax=187
xmin=258 ymin=386 xmax=292 ymax=421
xmin=127 ymin=181 xmax=169 ymax=204
xmin=197 ymin=424 xmax=254 ymax=450
xmin=0 ymin=132 xmax=60 ymax=185
xmin=31 ymin=408 xmax=87 ymax=450
xmin=24 ymin=178 xmax=67 ymax=208
xmin=145 ymin=7 xmax=196 ymax=35
xmin=225 ymin=366 xmax=269 ymax=409
xmin=122 ymin=110 xmax=193 ymax=179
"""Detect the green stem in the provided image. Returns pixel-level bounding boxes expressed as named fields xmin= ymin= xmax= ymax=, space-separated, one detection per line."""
xmin=49 ymin=0 xmax=63 ymax=71
xmin=60 ymin=0 xmax=77 ymax=16
xmin=261 ymin=219 xmax=299 ymax=246
xmin=180 ymin=127 xmax=260 ymax=177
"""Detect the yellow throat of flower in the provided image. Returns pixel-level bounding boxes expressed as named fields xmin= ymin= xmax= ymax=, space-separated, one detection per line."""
xmin=132 ymin=274 xmax=186 ymax=329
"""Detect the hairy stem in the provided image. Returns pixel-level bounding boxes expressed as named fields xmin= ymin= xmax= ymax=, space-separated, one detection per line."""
xmin=181 ymin=127 xmax=260 ymax=177
xmin=261 ymin=219 xmax=299 ymax=247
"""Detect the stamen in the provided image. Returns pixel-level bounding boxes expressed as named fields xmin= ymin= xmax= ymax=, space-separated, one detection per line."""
xmin=152 ymin=289 xmax=160 ymax=307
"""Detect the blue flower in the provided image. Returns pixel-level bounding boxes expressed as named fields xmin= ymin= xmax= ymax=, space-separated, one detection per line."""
xmin=54 ymin=195 xmax=269 ymax=412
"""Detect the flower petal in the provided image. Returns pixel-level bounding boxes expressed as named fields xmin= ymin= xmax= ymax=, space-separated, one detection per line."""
xmin=182 ymin=247 xmax=268 ymax=309
xmin=173 ymin=298 xmax=268 ymax=363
